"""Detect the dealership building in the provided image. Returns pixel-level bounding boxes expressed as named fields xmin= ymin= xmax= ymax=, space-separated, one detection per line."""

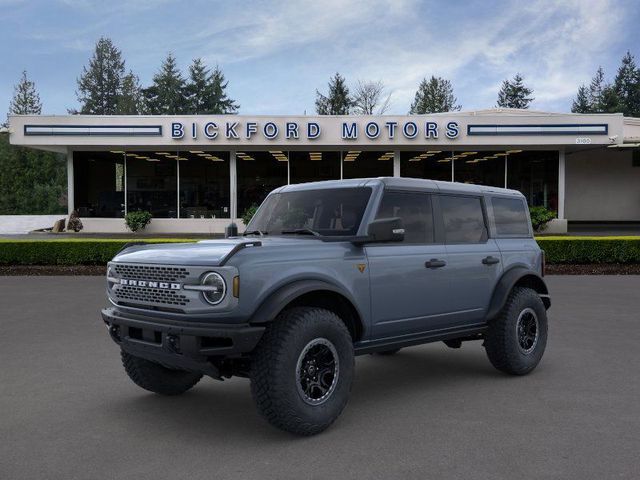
xmin=8 ymin=109 xmax=640 ymax=234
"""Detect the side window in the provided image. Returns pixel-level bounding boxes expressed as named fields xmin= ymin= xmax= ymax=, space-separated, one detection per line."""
xmin=375 ymin=191 xmax=434 ymax=244
xmin=440 ymin=195 xmax=487 ymax=244
xmin=492 ymin=197 xmax=531 ymax=236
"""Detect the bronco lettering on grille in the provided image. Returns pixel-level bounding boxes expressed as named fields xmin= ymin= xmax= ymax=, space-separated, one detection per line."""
xmin=119 ymin=279 xmax=181 ymax=290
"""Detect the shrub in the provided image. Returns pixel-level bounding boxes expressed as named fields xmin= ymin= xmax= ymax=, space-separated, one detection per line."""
xmin=536 ymin=237 xmax=640 ymax=264
xmin=529 ymin=206 xmax=556 ymax=232
xmin=125 ymin=210 xmax=152 ymax=232
xmin=66 ymin=210 xmax=83 ymax=232
xmin=0 ymin=239 xmax=196 ymax=265
xmin=241 ymin=204 xmax=259 ymax=226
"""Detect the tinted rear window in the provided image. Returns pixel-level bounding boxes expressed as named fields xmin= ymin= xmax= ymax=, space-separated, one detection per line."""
xmin=440 ymin=195 xmax=487 ymax=244
xmin=492 ymin=197 xmax=530 ymax=236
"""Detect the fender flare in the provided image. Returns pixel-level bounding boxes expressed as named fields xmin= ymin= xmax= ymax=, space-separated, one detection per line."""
xmin=248 ymin=279 xmax=362 ymax=326
xmin=486 ymin=267 xmax=550 ymax=321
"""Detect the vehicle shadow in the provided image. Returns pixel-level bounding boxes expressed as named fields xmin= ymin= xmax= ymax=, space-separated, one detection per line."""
xmin=103 ymin=344 xmax=511 ymax=442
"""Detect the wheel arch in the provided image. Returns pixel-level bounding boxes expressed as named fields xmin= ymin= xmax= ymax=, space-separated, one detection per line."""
xmin=248 ymin=280 xmax=365 ymax=341
xmin=486 ymin=267 xmax=551 ymax=321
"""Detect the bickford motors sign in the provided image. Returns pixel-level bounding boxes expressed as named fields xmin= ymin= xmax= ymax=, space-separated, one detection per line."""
xmin=170 ymin=120 xmax=461 ymax=141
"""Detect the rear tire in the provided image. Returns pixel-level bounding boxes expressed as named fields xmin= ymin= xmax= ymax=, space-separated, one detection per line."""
xmin=250 ymin=307 xmax=354 ymax=436
xmin=484 ymin=287 xmax=548 ymax=375
xmin=121 ymin=351 xmax=202 ymax=395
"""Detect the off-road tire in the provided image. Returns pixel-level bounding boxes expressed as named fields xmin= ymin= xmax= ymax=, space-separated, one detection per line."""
xmin=485 ymin=287 xmax=548 ymax=375
xmin=121 ymin=350 xmax=202 ymax=395
xmin=376 ymin=348 xmax=401 ymax=356
xmin=250 ymin=307 xmax=354 ymax=436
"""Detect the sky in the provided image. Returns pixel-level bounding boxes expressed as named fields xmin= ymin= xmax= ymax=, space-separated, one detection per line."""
xmin=1 ymin=0 xmax=639 ymax=118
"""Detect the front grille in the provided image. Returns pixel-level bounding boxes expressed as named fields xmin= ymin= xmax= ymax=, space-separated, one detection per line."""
xmin=110 ymin=263 xmax=192 ymax=308
xmin=113 ymin=264 xmax=189 ymax=282
xmin=116 ymin=285 xmax=190 ymax=307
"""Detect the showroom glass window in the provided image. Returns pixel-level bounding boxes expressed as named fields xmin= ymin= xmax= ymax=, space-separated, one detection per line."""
xmin=126 ymin=152 xmax=177 ymax=218
xmin=178 ymin=151 xmax=230 ymax=219
xmin=237 ymin=151 xmax=288 ymax=217
xmin=342 ymin=151 xmax=394 ymax=179
xmin=507 ymin=150 xmax=558 ymax=209
xmin=401 ymin=151 xmax=452 ymax=181
xmin=73 ymin=151 xmax=125 ymax=218
xmin=289 ymin=151 xmax=340 ymax=185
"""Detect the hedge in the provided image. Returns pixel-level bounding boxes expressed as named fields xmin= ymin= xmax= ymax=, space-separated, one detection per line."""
xmin=0 ymin=237 xmax=639 ymax=266
xmin=0 ymin=239 xmax=196 ymax=265
xmin=537 ymin=237 xmax=640 ymax=264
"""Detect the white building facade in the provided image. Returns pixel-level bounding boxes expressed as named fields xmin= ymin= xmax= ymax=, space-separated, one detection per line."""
xmin=9 ymin=109 xmax=640 ymax=234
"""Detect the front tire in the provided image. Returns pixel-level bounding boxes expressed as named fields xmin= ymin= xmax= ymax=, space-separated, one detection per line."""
xmin=485 ymin=287 xmax=548 ymax=375
xmin=250 ymin=307 xmax=354 ymax=436
xmin=121 ymin=351 xmax=202 ymax=395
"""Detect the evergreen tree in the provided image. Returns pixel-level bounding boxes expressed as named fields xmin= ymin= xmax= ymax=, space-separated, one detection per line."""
xmin=116 ymin=71 xmax=144 ymax=115
xmin=571 ymin=85 xmax=591 ymax=113
xmin=144 ymin=53 xmax=187 ymax=115
xmin=208 ymin=65 xmax=239 ymax=114
xmin=315 ymin=73 xmax=352 ymax=115
xmin=409 ymin=76 xmax=461 ymax=114
xmin=185 ymin=59 xmax=239 ymax=114
xmin=588 ymin=66 xmax=607 ymax=111
xmin=8 ymin=70 xmax=42 ymax=117
xmin=496 ymin=73 xmax=534 ymax=109
xmin=75 ymin=37 xmax=125 ymax=114
xmin=613 ymin=51 xmax=640 ymax=117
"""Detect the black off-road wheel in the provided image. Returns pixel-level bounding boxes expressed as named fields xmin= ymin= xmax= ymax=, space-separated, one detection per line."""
xmin=250 ymin=307 xmax=355 ymax=436
xmin=484 ymin=287 xmax=548 ymax=375
xmin=121 ymin=351 xmax=202 ymax=395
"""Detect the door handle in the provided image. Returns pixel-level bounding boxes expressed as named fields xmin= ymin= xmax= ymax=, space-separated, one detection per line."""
xmin=425 ymin=259 xmax=447 ymax=268
xmin=482 ymin=256 xmax=500 ymax=265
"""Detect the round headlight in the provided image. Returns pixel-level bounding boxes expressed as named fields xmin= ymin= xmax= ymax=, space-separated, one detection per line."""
xmin=201 ymin=272 xmax=226 ymax=305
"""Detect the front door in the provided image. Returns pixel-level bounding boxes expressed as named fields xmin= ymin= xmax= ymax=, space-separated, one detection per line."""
xmin=365 ymin=191 xmax=451 ymax=339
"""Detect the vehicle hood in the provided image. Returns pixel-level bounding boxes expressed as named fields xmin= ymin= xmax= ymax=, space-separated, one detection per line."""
xmin=111 ymin=237 xmax=325 ymax=266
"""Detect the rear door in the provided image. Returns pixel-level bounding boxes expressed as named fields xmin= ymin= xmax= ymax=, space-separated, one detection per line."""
xmin=438 ymin=194 xmax=503 ymax=326
xmin=365 ymin=190 xmax=452 ymax=339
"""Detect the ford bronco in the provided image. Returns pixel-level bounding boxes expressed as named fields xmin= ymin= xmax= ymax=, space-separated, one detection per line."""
xmin=102 ymin=177 xmax=550 ymax=435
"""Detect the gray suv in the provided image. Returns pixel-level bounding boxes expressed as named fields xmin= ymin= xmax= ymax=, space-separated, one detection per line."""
xmin=102 ymin=177 xmax=551 ymax=435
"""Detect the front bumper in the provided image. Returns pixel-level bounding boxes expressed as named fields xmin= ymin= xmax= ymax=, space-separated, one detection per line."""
xmin=101 ymin=307 xmax=265 ymax=377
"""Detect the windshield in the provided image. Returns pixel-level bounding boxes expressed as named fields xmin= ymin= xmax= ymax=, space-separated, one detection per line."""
xmin=246 ymin=187 xmax=372 ymax=237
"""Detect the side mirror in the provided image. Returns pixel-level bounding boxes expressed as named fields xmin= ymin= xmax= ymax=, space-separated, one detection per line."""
xmin=365 ymin=217 xmax=405 ymax=243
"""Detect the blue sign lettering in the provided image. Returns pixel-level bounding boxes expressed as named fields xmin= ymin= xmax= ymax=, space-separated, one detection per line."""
xmin=365 ymin=121 xmax=380 ymax=139
xmin=425 ymin=122 xmax=438 ymax=139
xmin=342 ymin=122 xmax=358 ymax=139
xmin=171 ymin=122 xmax=184 ymax=139
xmin=226 ymin=122 xmax=239 ymax=139
xmin=263 ymin=122 xmax=279 ymax=139
xmin=446 ymin=121 xmax=459 ymax=139
xmin=385 ymin=121 xmax=397 ymax=139
xmin=204 ymin=122 xmax=218 ymax=139
xmin=403 ymin=121 xmax=418 ymax=139
xmin=307 ymin=122 xmax=321 ymax=139
xmin=286 ymin=122 xmax=299 ymax=139
xmin=245 ymin=122 xmax=258 ymax=139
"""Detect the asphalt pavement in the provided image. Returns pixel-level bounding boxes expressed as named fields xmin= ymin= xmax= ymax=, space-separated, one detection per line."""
xmin=1 ymin=275 xmax=639 ymax=480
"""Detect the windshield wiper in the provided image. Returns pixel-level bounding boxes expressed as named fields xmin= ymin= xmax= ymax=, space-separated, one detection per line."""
xmin=281 ymin=228 xmax=321 ymax=237
xmin=243 ymin=229 xmax=267 ymax=236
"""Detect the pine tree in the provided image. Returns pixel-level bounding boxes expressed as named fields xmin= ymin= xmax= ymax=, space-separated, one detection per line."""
xmin=409 ymin=76 xmax=461 ymax=114
xmin=75 ymin=37 xmax=125 ymax=114
xmin=613 ymin=51 xmax=640 ymax=117
xmin=315 ymin=73 xmax=352 ymax=115
xmin=144 ymin=53 xmax=187 ymax=115
xmin=8 ymin=70 xmax=42 ymax=117
xmin=588 ymin=66 xmax=607 ymax=111
xmin=185 ymin=59 xmax=239 ymax=114
xmin=208 ymin=65 xmax=239 ymax=114
xmin=116 ymin=71 xmax=144 ymax=115
xmin=496 ymin=73 xmax=534 ymax=109
xmin=571 ymin=85 xmax=591 ymax=113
